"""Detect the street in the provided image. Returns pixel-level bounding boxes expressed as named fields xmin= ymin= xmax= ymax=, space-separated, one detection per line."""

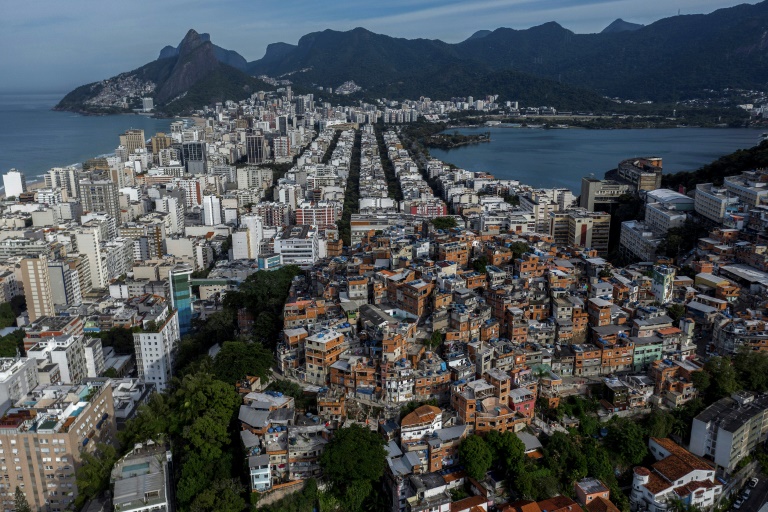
xmin=739 ymin=474 xmax=768 ymax=512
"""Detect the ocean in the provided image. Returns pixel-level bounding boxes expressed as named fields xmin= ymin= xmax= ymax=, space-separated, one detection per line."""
xmin=0 ymin=93 xmax=175 ymax=185
xmin=430 ymin=125 xmax=765 ymax=192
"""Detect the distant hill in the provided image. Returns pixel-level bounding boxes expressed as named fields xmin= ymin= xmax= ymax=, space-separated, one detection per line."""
xmin=464 ymin=30 xmax=492 ymax=41
xmin=247 ymin=2 xmax=768 ymax=102
xmin=55 ymin=30 xmax=272 ymax=115
xmin=601 ymin=18 xmax=644 ymax=33
xmin=58 ymin=2 xmax=768 ymax=113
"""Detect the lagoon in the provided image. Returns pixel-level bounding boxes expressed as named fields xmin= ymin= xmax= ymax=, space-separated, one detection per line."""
xmin=429 ymin=126 xmax=763 ymax=192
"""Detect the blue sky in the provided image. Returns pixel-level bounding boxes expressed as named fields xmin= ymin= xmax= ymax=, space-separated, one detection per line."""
xmin=0 ymin=0 xmax=757 ymax=93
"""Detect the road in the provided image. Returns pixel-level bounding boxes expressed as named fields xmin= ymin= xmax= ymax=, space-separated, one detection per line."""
xmin=740 ymin=474 xmax=768 ymax=512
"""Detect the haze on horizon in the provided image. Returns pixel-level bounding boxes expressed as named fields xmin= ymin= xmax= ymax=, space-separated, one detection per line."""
xmin=0 ymin=0 xmax=759 ymax=94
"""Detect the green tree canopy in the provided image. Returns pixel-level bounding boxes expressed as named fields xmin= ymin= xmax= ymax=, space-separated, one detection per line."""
xmin=431 ymin=217 xmax=457 ymax=230
xmin=702 ymin=356 xmax=740 ymax=404
xmin=666 ymin=304 xmax=686 ymax=323
xmin=75 ymin=443 xmax=118 ymax=509
xmin=605 ymin=418 xmax=648 ymax=467
xmin=319 ymin=424 xmax=387 ymax=512
xmin=459 ymin=435 xmax=493 ymax=481
xmin=212 ymin=340 xmax=274 ymax=384
xmin=733 ymin=348 xmax=768 ymax=393
xmin=14 ymin=486 xmax=31 ymax=512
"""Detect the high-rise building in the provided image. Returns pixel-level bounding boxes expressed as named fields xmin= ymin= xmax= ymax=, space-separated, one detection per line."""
xmin=48 ymin=259 xmax=82 ymax=307
xmin=77 ymin=178 xmax=120 ymax=219
xmin=27 ymin=334 xmax=89 ymax=384
xmin=169 ymin=266 xmax=193 ymax=336
xmin=690 ymin=392 xmax=768 ymax=474
xmin=242 ymin=214 xmax=264 ymax=259
xmin=177 ymin=178 xmax=202 ymax=207
xmin=2 ymin=169 xmax=26 ymax=198
xmin=44 ymin=167 xmax=79 ymax=199
xmin=182 ymin=141 xmax=207 ymax=174
xmin=75 ymin=227 xmax=108 ymax=290
xmin=246 ymin=134 xmax=268 ymax=164
xmin=0 ymin=380 xmax=115 ymax=511
xmin=133 ymin=305 xmax=180 ymax=392
xmin=119 ymin=128 xmax=146 ymax=156
xmin=20 ymin=255 xmax=55 ymax=322
xmin=202 ymin=195 xmax=222 ymax=226
xmin=0 ymin=358 xmax=39 ymax=412
xmin=567 ymin=209 xmax=611 ymax=256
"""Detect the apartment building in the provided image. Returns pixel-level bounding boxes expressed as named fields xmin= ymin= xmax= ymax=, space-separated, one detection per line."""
xmin=689 ymin=391 xmax=768 ymax=474
xmin=0 ymin=380 xmax=116 ymax=511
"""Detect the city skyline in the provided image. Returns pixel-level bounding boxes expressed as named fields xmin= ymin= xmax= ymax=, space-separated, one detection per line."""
xmin=1 ymin=0 xmax=758 ymax=93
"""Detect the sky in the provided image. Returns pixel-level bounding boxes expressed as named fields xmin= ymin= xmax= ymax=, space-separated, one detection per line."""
xmin=0 ymin=0 xmax=759 ymax=93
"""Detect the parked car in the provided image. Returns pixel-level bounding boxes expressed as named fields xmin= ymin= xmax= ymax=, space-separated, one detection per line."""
xmin=742 ymin=488 xmax=751 ymax=498
xmin=749 ymin=477 xmax=759 ymax=488
xmin=734 ymin=498 xmax=744 ymax=510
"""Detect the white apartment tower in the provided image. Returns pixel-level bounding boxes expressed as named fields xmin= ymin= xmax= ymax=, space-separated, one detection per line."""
xmin=133 ymin=306 xmax=180 ymax=392
xmin=2 ymin=169 xmax=27 ymax=198
xmin=202 ymin=195 xmax=222 ymax=226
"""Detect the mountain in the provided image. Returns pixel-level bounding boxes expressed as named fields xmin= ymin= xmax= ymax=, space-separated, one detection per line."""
xmin=601 ymin=19 xmax=643 ymax=33
xmin=59 ymin=2 xmax=768 ymax=113
xmin=464 ymin=30 xmax=492 ymax=41
xmin=247 ymin=2 xmax=768 ymax=101
xmin=157 ymin=31 xmax=248 ymax=71
xmin=56 ymin=30 xmax=271 ymax=114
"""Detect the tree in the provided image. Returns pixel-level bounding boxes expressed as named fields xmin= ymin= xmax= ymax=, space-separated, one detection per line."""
xmin=189 ymin=479 xmax=245 ymax=512
xmin=733 ymin=348 xmax=768 ymax=393
xmin=645 ymin=409 xmax=678 ymax=439
xmin=75 ymin=443 xmax=118 ymax=508
xmin=510 ymin=241 xmax=531 ymax=260
xmin=472 ymin=255 xmax=489 ymax=273
xmin=14 ymin=487 xmax=31 ymax=512
xmin=702 ymin=356 xmax=740 ymax=403
xmin=485 ymin=430 xmax=525 ymax=474
xmin=212 ymin=340 xmax=274 ymax=384
xmin=431 ymin=217 xmax=457 ymax=230
xmin=605 ymin=418 xmax=648 ymax=467
xmin=0 ymin=302 xmax=17 ymax=329
xmin=691 ymin=371 xmax=710 ymax=397
xmin=666 ymin=304 xmax=686 ymax=323
xmin=459 ymin=435 xmax=492 ymax=481
xmin=425 ymin=330 xmax=443 ymax=349
xmin=319 ymin=424 xmax=387 ymax=512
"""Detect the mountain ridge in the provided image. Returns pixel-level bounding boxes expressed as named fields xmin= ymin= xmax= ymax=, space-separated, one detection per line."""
xmin=57 ymin=2 xmax=768 ymax=113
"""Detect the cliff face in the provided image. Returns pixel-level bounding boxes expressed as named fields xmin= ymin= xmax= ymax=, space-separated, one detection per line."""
xmin=154 ymin=30 xmax=221 ymax=103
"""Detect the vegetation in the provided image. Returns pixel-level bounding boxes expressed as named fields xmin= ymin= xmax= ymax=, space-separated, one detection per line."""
xmin=120 ymin=370 xmax=244 ymax=512
xmin=94 ymin=326 xmax=139 ymax=355
xmin=266 ymin=379 xmax=316 ymax=411
xmin=662 ymin=140 xmax=768 ymax=192
xmin=14 ymin=486 xmax=31 ymax=512
xmin=260 ymin=479 xmax=319 ymax=512
xmin=319 ymin=424 xmax=387 ymax=512
xmin=374 ymin=124 xmax=404 ymax=201
xmin=0 ymin=329 xmax=24 ymax=358
xmin=431 ymin=217 xmax=457 ymax=230
xmin=75 ymin=443 xmax=118 ymax=509
xmin=163 ymin=64 xmax=274 ymax=116
xmin=426 ymin=131 xmax=491 ymax=149
xmin=458 ymin=435 xmax=493 ymax=481
xmin=472 ymin=255 xmax=489 ymax=273
xmin=212 ymin=340 xmax=274 ymax=383
xmin=322 ymin=130 xmax=342 ymax=164
xmin=337 ymin=131 xmax=362 ymax=245
xmin=0 ymin=301 xmax=19 ymax=329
